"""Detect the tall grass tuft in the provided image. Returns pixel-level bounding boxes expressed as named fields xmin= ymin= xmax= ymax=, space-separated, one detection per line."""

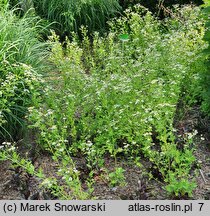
xmin=33 ymin=0 xmax=121 ymax=37
xmin=0 ymin=6 xmax=48 ymax=69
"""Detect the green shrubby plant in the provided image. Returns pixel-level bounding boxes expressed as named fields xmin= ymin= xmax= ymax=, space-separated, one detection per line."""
xmin=0 ymin=141 xmax=91 ymax=199
xmin=0 ymin=142 xmax=36 ymax=175
xmin=25 ymin=5 xmax=206 ymax=198
xmin=0 ymin=62 xmax=42 ymax=142
xmin=150 ymin=137 xmax=197 ymax=197
xmin=108 ymin=167 xmax=126 ymax=187
xmin=119 ymin=0 xmax=203 ymax=14
xmin=199 ymin=1 xmax=210 ymax=114
xmin=0 ymin=7 xmax=47 ymax=198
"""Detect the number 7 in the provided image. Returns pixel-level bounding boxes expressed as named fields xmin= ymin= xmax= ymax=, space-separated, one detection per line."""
xmin=198 ymin=203 xmax=204 ymax=211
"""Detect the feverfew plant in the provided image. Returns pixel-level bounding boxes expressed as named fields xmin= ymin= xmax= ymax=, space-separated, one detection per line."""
xmin=0 ymin=62 xmax=42 ymax=142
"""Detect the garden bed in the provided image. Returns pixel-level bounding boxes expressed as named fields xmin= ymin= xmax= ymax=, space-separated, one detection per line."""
xmin=1 ymin=107 xmax=210 ymax=200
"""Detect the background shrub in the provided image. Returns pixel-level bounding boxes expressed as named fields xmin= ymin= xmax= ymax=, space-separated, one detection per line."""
xmin=32 ymin=0 xmax=121 ymax=37
xmin=119 ymin=0 xmax=203 ymax=17
xmin=199 ymin=1 xmax=210 ymax=114
xmin=0 ymin=63 xmax=42 ymax=143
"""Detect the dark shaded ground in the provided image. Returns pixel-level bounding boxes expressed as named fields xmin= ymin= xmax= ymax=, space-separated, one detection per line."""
xmin=0 ymin=106 xmax=210 ymax=200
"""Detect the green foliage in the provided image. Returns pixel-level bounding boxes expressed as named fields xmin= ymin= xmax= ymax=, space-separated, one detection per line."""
xmin=24 ymin=5 xmax=205 ymax=198
xmin=40 ymin=153 xmax=91 ymax=199
xmin=11 ymin=0 xmax=35 ymax=15
xmin=0 ymin=62 xmax=42 ymax=142
xmin=0 ymin=7 xmax=48 ymax=69
xmin=199 ymin=2 xmax=210 ymax=114
xmin=151 ymin=138 xmax=197 ymax=197
xmin=32 ymin=0 xmax=121 ymax=36
xmin=108 ymin=167 xmax=126 ymax=187
xmin=0 ymin=142 xmax=35 ymax=174
xmin=202 ymin=0 xmax=210 ymax=6
xmin=0 ymin=143 xmax=88 ymax=199
xmin=119 ymin=0 xmax=203 ymax=14
xmin=0 ymin=1 xmax=206 ymax=200
xmin=0 ymin=0 xmax=9 ymax=8
xmin=165 ymin=178 xmax=197 ymax=197
xmin=0 ymin=7 xmax=48 ymax=142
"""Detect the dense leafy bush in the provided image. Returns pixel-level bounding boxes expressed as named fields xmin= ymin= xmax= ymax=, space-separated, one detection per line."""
xmin=199 ymin=1 xmax=210 ymax=114
xmin=120 ymin=0 xmax=203 ymax=13
xmin=0 ymin=63 xmax=42 ymax=142
xmin=32 ymin=0 xmax=121 ymax=37
xmin=24 ymin=5 xmax=206 ymax=198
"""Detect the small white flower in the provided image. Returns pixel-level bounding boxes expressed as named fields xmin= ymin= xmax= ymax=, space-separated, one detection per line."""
xmin=45 ymin=109 xmax=54 ymax=116
xmin=59 ymin=148 xmax=64 ymax=152
xmin=201 ymin=136 xmax=205 ymax=141
xmin=187 ymin=133 xmax=193 ymax=140
xmin=50 ymin=125 xmax=57 ymax=130
xmin=8 ymin=146 xmax=16 ymax=151
xmin=124 ymin=144 xmax=130 ymax=148
xmin=28 ymin=107 xmax=34 ymax=112
xmin=143 ymin=132 xmax=152 ymax=136
xmin=73 ymin=167 xmax=78 ymax=173
xmin=2 ymin=142 xmax=12 ymax=146
xmin=151 ymin=79 xmax=158 ymax=84
xmin=86 ymin=141 xmax=93 ymax=147
xmin=23 ymin=89 xmax=30 ymax=93
xmin=193 ymin=130 xmax=198 ymax=136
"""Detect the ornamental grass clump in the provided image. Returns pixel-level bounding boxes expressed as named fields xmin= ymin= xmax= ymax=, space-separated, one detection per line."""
xmin=33 ymin=0 xmax=121 ymax=36
xmin=0 ymin=5 xmax=48 ymax=69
